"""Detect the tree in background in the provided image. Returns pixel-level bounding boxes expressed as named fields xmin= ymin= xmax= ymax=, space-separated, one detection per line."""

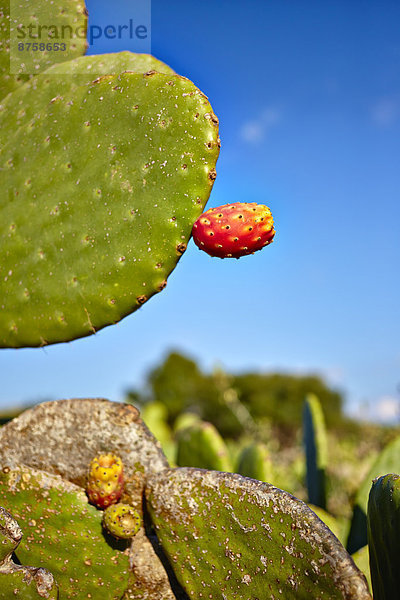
xmin=126 ymin=351 xmax=344 ymax=442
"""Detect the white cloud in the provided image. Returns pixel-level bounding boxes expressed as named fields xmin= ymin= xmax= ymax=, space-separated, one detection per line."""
xmin=350 ymin=395 xmax=400 ymax=424
xmin=373 ymin=395 xmax=400 ymax=422
xmin=371 ymin=98 xmax=399 ymax=126
xmin=240 ymin=106 xmax=282 ymax=143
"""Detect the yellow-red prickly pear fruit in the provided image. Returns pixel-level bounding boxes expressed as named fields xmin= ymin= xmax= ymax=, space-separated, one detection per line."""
xmin=192 ymin=202 xmax=275 ymax=258
xmin=102 ymin=503 xmax=141 ymax=539
xmin=86 ymin=453 xmax=124 ymax=509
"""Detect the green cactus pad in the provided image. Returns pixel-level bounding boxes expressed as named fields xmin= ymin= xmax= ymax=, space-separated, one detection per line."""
xmin=367 ymin=473 xmax=400 ymax=600
xmin=176 ymin=421 xmax=232 ymax=472
xmin=0 ymin=52 xmax=175 ymax=220
xmin=146 ymin=468 xmax=371 ymax=599
xmin=9 ymin=0 xmax=88 ymax=75
xmin=236 ymin=442 xmax=272 ymax=482
xmin=0 ymin=465 xmax=130 ymax=599
xmin=45 ymin=51 xmax=174 ymax=76
xmin=0 ymin=69 xmax=219 ymax=347
xmin=303 ymin=393 xmax=328 ymax=509
xmin=1 ymin=51 xmax=175 ymax=130
xmin=0 ymin=506 xmax=59 ymax=599
xmin=0 ymin=569 xmax=59 ymax=600
xmin=0 ymin=0 xmax=29 ymax=100
xmin=307 ymin=504 xmax=348 ymax=547
xmin=347 ymin=433 xmax=400 ymax=554
xmin=0 ymin=0 xmax=88 ymax=100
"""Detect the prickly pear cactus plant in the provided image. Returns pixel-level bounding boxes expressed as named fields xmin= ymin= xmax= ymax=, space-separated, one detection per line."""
xmin=367 ymin=473 xmax=400 ymax=600
xmin=347 ymin=433 xmax=400 ymax=554
xmin=146 ymin=467 xmax=371 ymax=599
xmin=176 ymin=420 xmax=233 ymax=471
xmin=0 ymin=398 xmax=373 ymax=599
xmin=0 ymin=399 xmax=184 ymax=599
xmin=0 ymin=61 xmax=219 ymax=347
xmin=303 ymin=393 xmax=328 ymax=509
xmin=0 ymin=464 xmax=131 ymax=598
xmin=235 ymin=441 xmax=272 ymax=482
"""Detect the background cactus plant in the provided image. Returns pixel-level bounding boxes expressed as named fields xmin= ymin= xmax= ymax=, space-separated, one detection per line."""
xmin=235 ymin=441 xmax=273 ymax=483
xmin=347 ymin=433 xmax=400 ymax=554
xmin=367 ymin=473 xmax=400 ymax=600
xmin=303 ymin=393 xmax=328 ymax=510
xmin=176 ymin=420 xmax=233 ymax=472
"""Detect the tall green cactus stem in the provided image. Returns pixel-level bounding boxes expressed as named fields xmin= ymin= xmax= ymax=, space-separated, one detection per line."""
xmin=367 ymin=473 xmax=400 ymax=600
xmin=303 ymin=393 xmax=328 ymax=509
xmin=0 ymin=68 xmax=219 ymax=347
xmin=176 ymin=421 xmax=233 ymax=472
xmin=146 ymin=468 xmax=371 ymax=599
xmin=347 ymin=433 xmax=400 ymax=554
xmin=0 ymin=506 xmax=59 ymax=599
xmin=236 ymin=442 xmax=272 ymax=482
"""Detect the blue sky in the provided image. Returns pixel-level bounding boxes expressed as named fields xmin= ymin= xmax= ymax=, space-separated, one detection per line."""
xmin=1 ymin=0 xmax=399 ymax=422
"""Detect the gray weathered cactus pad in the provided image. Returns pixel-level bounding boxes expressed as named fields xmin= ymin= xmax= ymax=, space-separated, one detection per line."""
xmin=146 ymin=468 xmax=371 ymax=600
xmin=0 ymin=398 xmax=168 ymax=482
xmin=0 ymin=69 xmax=219 ymax=347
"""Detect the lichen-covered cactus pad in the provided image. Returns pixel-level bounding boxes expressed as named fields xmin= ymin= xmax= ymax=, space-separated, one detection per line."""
xmin=0 ymin=506 xmax=59 ymax=599
xmin=146 ymin=468 xmax=371 ymax=599
xmin=0 ymin=68 xmax=219 ymax=347
xmin=0 ymin=465 xmax=130 ymax=599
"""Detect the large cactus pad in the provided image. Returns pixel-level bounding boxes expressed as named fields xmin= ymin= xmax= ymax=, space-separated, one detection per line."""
xmin=0 ymin=68 xmax=219 ymax=347
xmin=146 ymin=468 xmax=371 ymax=599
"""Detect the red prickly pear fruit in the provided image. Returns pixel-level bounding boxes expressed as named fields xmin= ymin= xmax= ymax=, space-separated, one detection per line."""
xmin=102 ymin=503 xmax=141 ymax=539
xmin=86 ymin=453 xmax=124 ymax=509
xmin=192 ymin=202 xmax=275 ymax=258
